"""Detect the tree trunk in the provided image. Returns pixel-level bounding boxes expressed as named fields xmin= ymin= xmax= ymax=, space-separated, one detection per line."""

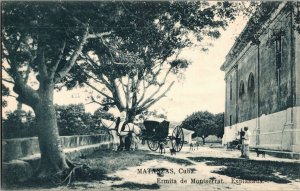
xmin=117 ymin=109 xmax=136 ymax=151
xmin=201 ymin=136 xmax=206 ymax=145
xmin=16 ymin=102 xmax=23 ymax=119
xmin=34 ymin=84 xmax=69 ymax=177
xmin=126 ymin=109 xmax=136 ymax=123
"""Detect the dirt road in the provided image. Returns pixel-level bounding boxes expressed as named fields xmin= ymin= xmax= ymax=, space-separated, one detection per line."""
xmin=102 ymin=146 xmax=300 ymax=191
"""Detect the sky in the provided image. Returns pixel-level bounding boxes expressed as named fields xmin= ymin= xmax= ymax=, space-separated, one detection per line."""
xmin=149 ymin=16 xmax=248 ymax=121
xmin=3 ymin=15 xmax=248 ymax=122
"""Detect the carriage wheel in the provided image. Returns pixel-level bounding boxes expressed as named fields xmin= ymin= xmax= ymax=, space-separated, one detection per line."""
xmin=147 ymin=139 xmax=159 ymax=151
xmin=171 ymin=126 xmax=184 ymax=152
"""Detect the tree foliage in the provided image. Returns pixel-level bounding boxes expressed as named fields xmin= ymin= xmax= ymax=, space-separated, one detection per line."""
xmin=56 ymin=104 xmax=105 ymax=136
xmin=0 ymin=0 xmax=240 ymax=179
xmin=1 ymin=83 xmax=10 ymax=108
xmin=1 ymin=1 xmax=129 ymax=176
xmin=180 ymin=111 xmax=224 ymax=144
xmin=2 ymin=104 xmax=109 ymax=138
xmin=68 ymin=1 xmax=241 ymax=122
xmin=214 ymin=112 xmax=224 ymax=138
xmin=2 ymin=110 xmax=37 ymax=138
xmin=93 ymin=107 xmax=115 ymax=121
xmin=139 ymin=109 xmax=168 ymax=121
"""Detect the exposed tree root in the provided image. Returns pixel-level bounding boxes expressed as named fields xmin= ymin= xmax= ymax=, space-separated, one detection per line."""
xmin=60 ymin=163 xmax=85 ymax=186
xmin=31 ymin=158 xmax=91 ymax=187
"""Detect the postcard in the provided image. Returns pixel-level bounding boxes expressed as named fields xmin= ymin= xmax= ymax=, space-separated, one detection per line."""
xmin=1 ymin=1 xmax=300 ymax=190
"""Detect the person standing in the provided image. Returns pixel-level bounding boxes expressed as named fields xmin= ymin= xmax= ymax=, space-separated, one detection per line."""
xmin=240 ymin=128 xmax=245 ymax=157
xmin=243 ymin=127 xmax=251 ymax=159
xmin=117 ymin=111 xmax=127 ymax=151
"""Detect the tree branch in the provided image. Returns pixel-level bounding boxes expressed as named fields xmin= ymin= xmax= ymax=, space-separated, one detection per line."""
xmin=84 ymin=81 xmax=114 ymax=100
xmin=2 ymin=65 xmax=10 ymax=74
xmin=125 ymin=78 xmax=130 ymax=109
xmin=119 ymin=77 xmax=129 ymax=109
xmin=119 ymin=78 xmax=127 ymax=95
xmin=87 ymin=32 xmax=112 ymax=39
xmin=86 ymin=95 xmax=115 ymax=107
xmin=140 ymin=81 xmax=175 ymax=111
xmin=2 ymin=78 xmax=15 ymax=84
xmin=157 ymin=67 xmax=172 ymax=86
xmin=4 ymin=36 xmax=40 ymax=107
xmin=8 ymin=95 xmax=17 ymax=98
xmin=74 ymin=62 xmax=106 ymax=85
xmin=83 ymin=54 xmax=114 ymax=92
xmin=36 ymin=47 xmax=49 ymax=82
xmin=137 ymin=80 xmax=146 ymax=104
xmin=23 ymin=63 xmax=31 ymax=83
xmin=90 ymin=95 xmax=102 ymax=105
xmin=139 ymin=70 xmax=170 ymax=108
xmin=55 ymin=26 xmax=89 ymax=83
xmin=49 ymin=39 xmax=66 ymax=79
xmin=112 ymin=79 xmax=126 ymax=108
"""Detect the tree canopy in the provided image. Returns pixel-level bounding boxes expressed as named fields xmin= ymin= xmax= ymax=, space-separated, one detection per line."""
xmin=1 ymin=0 xmax=238 ymax=180
xmin=214 ymin=112 xmax=224 ymax=138
xmin=1 ymin=1 xmax=129 ymax=177
xmin=180 ymin=111 xmax=223 ymax=144
xmin=65 ymin=1 xmax=241 ymax=122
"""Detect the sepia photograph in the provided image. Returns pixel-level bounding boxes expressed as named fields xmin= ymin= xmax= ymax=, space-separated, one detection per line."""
xmin=1 ymin=0 xmax=300 ymax=190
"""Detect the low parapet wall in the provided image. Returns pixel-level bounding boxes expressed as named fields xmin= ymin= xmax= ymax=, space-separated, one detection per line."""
xmin=222 ymin=107 xmax=300 ymax=155
xmin=2 ymin=134 xmax=112 ymax=162
xmin=2 ymin=134 xmax=113 ymax=185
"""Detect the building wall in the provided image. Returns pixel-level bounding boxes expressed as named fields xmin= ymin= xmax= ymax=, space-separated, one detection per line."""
xmin=236 ymin=46 xmax=258 ymax=122
xmin=224 ymin=67 xmax=238 ymax=127
xmin=225 ymin=7 xmax=295 ymax=125
xmin=293 ymin=14 xmax=300 ymax=152
xmin=222 ymin=4 xmax=300 ymax=152
xmin=184 ymin=133 xmax=192 ymax=144
xmin=296 ymin=27 xmax=300 ymax=106
xmin=223 ymin=106 xmax=300 ymax=152
xmin=258 ymin=9 xmax=295 ymax=116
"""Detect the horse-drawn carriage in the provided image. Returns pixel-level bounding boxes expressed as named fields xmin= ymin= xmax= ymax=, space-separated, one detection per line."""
xmin=101 ymin=118 xmax=184 ymax=152
xmin=141 ymin=120 xmax=184 ymax=152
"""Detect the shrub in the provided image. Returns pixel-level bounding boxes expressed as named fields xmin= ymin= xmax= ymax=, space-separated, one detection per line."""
xmin=56 ymin=104 xmax=106 ymax=136
xmin=2 ymin=110 xmax=37 ymax=138
xmin=2 ymin=104 xmax=109 ymax=138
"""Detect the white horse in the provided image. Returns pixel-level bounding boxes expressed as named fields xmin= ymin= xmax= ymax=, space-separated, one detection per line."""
xmin=101 ymin=119 xmax=141 ymax=150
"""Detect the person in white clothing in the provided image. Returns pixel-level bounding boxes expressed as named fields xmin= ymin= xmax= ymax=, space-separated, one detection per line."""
xmin=116 ymin=111 xmax=127 ymax=150
xmin=243 ymin=126 xmax=251 ymax=159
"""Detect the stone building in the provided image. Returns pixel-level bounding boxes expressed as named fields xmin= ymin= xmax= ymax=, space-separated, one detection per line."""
xmin=221 ymin=2 xmax=300 ymax=152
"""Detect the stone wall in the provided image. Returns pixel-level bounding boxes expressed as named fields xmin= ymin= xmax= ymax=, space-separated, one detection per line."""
xmin=221 ymin=3 xmax=300 ymax=154
xmin=222 ymin=106 xmax=300 ymax=153
xmin=224 ymin=66 xmax=238 ymax=126
xmin=236 ymin=45 xmax=258 ymax=122
xmin=2 ymin=134 xmax=113 ymax=184
xmin=296 ymin=19 xmax=300 ymax=106
xmin=258 ymin=9 xmax=295 ymax=115
xmin=2 ymin=134 xmax=112 ymax=162
xmin=224 ymin=6 xmax=297 ymax=127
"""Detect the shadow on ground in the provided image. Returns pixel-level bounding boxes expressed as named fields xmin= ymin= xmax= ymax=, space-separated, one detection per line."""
xmin=2 ymin=149 xmax=193 ymax=190
xmin=188 ymin=156 xmax=300 ymax=184
xmin=112 ymin=182 xmax=160 ymax=190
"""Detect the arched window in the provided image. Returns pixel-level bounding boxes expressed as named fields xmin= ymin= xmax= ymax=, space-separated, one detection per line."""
xmin=239 ymin=80 xmax=245 ymax=96
xmin=248 ymin=73 xmax=255 ymax=92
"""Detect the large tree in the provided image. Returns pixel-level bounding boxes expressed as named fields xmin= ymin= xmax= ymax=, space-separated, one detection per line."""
xmin=1 ymin=83 xmax=10 ymax=107
xmin=1 ymin=0 xmax=242 ymax=179
xmin=1 ymin=1 xmax=123 ymax=178
xmin=68 ymin=1 xmax=241 ymax=122
xmin=180 ymin=111 xmax=217 ymax=145
xmin=214 ymin=112 xmax=224 ymax=138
